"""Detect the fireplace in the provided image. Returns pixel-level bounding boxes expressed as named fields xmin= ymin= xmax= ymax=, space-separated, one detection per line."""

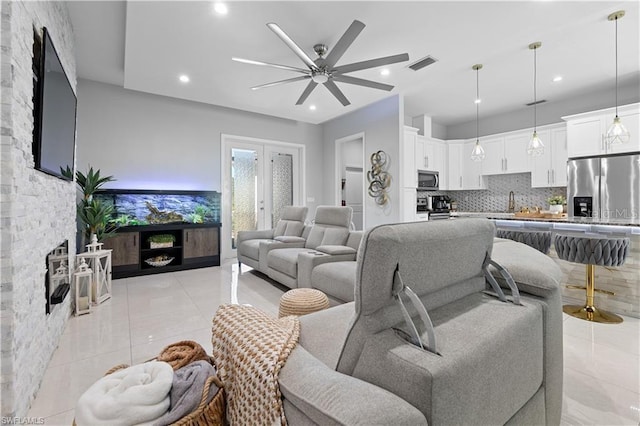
xmin=46 ymin=240 xmax=71 ymax=314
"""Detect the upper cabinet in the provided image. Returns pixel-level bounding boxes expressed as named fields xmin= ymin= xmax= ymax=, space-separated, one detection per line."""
xmin=564 ymin=103 xmax=640 ymax=158
xmin=479 ymin=133 xmax=530 ymax=175
xmin=462 ymin=140 xmax=487 ymax=189
xmin=529 ymin=125 xmax=567 ymax=188
xmin=447 ymin=142 xmax=465 ymax=190
xmin=402 ymin=127 xmax=419 ymax=188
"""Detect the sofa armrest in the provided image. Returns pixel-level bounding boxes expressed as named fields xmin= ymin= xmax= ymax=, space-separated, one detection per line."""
xmin=274 ymin=236 xmax=306 ymax=243
xmin=490 ymin=239 xmax=562 ymax=299
xmin=258 ymin=239 xmax=306 ymax=272
xmin=237 ymin=229 xmax=274 ymax=244
xmin=297 ymin=249 xmax=357 ymax=289
xmin=280 ymin=346 xmax=428 ymax=426
xmin=315 ymin=245 xmax=357 ymax=256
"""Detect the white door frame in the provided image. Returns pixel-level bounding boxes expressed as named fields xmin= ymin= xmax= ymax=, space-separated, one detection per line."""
xmin=335 ymin=132 xmax=365 ymax=226
xmin=221 ymin=134 xmax=305 ymax=260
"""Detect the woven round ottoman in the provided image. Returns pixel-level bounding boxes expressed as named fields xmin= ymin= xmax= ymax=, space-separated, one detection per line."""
xmin=496 ymin=229 xmax=552 ymax=254
xmin=554 ymin=233 xmax=629 ymax=324
xmin=278 ymin=288 xmax=329 ymax=318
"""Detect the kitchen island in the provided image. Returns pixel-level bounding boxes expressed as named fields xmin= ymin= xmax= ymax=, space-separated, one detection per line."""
xmin=452 ymin=212 xmax=639 ymax=318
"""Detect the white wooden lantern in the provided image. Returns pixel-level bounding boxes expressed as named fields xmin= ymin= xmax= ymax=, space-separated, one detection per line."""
xmin=86 ymin=234 xmax=104 ymax=253
xmin=51 ymin=260 xmax=69 ymax=303
xmin=74 ymin=258 xmax=93 ymax=316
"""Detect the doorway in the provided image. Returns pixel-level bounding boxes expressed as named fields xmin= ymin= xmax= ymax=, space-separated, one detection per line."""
xmin=221 ymin=135 xmax=304 ymax=259
xmin=335 ymin=133 xmax=365 ymax=230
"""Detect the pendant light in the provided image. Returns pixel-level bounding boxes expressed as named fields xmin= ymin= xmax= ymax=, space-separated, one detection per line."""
xmin=470 ymin=64 xmax=485 ymax=162
xmin=527 ymin=42 xmax=544 ymax=156
xmin=605 ymin=10 xmax=630 ymax=146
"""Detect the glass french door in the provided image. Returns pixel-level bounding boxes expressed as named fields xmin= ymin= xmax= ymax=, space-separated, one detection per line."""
xmin=222 ymin=137 xmax=302 ymax=259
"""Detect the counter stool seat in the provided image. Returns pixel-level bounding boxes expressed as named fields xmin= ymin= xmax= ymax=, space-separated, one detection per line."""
xmin=496 ymin=229 xmax=552 ymax=254
xmin=278 ymin=288 xmax=329 ymax=318
xmin=554 ymin=234 xmax=629 ymax=323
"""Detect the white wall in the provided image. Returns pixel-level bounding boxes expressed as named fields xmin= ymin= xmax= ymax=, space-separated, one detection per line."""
xmin=0 ymin=1 xmax=76 ymax=417
xmin=75 ymin=80 xmax=325 ymax=215
xmin=323 ymin=95 xmax=403 ymax=228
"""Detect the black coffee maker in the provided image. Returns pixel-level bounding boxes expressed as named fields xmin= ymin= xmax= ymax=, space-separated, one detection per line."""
xmin=430 ymin=195 xmax=450 ymax=212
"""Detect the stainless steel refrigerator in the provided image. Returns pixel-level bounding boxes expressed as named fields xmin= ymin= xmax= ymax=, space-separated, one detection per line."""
xmin=567 ymin=153 xmax=640 ymax=220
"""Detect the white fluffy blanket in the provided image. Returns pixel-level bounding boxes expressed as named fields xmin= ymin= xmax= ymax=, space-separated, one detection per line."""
xmin=75 ymin=361 xmax=174 ymax=426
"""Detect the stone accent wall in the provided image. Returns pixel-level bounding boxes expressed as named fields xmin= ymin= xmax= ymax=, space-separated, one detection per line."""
xmin=0 ymin=1 xmax=76 ymax=417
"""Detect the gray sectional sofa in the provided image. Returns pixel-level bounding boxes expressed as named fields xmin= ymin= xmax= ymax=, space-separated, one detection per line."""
xmin=237 ymin=206 xmax=363 ymax=300
xmin=278 ymin=218 xmax=564 ymax=425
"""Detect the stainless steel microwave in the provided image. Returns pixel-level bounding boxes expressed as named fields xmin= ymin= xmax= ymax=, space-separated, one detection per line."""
xmin=417 ymin=170 xmax=439 ymax=190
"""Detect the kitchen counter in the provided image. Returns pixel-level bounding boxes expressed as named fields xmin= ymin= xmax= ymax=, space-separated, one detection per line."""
xmin=451 ymin=212 xmax=640 ymax=229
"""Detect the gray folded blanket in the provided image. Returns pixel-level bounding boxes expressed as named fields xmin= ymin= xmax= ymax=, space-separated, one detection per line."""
xmin=154 ymin=360 xmax=219 ymax=426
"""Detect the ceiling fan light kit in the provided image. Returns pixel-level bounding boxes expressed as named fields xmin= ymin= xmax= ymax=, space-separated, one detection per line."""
xmin=605 ymin=10 xmax=630 ymax=146
xmin=233 ymin=20 xmax=409 ymax=106
xmin=527 ymin=41 xmax=545 ymax=157
xmin=470 ymin=64 xmax=485 ymax=162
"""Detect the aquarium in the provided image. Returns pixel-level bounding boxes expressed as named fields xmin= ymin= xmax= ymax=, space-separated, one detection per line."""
xmin=95 ymin=189 xmax=221 ymax=226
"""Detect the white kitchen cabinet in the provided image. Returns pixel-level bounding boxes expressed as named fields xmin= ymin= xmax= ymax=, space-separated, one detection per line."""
xmin=402 ymin=127 xmax=419 ymax=188
xmin=401 ymin=187 xmax=417 ymax=222
xmin=463 ymin=140 xmax=487 ymax=189
xmin=447 ymin=142 xmax=464 ymax=190
xmin=503 ymin=132 xmax=531 ymax=173
xmin=530 ymin=126 xmax=568 ymax=188
xmin=479 ymin=133 xmax=530 ymax=175
xmin=433 ymin=141 xmax=448 ymax=189
xmin=564 ymin=103 xmax=640 ymax=158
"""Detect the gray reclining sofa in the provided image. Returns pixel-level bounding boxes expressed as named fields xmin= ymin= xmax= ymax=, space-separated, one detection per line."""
xmin=278 ymin=218 xmax=563 ymax=425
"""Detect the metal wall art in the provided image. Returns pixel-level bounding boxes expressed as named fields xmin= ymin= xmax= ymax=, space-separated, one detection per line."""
xmin=367 ymin=150 xmax=391 ymax=206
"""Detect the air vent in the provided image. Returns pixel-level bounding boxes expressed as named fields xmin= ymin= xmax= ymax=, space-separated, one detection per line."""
xmin=409 ymin=55 xmax=438 ymax=71
xmin=526 ymin=100 xmax=547 ymax=106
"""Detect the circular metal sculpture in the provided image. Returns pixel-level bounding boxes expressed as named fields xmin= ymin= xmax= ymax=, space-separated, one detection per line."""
xmin=367 ymin=150 xmax=391 ymax=206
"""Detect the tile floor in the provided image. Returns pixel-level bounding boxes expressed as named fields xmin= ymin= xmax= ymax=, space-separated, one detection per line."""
xmin=27 ymin=261 xmax=640 ymax=425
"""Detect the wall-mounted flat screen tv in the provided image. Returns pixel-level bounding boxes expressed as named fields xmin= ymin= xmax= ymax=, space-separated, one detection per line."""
xmin=33 ymin=27 xmax=77 ymax=181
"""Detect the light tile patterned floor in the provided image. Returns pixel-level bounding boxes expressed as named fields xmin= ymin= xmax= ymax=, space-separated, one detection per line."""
xmin=27 ymin=261 xmax=640 ymax=425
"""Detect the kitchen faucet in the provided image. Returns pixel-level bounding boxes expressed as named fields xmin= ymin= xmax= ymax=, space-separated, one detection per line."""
xmin=508 ymin=191 xmax=515 ymax=212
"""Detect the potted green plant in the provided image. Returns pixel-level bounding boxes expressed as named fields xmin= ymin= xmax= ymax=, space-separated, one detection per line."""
xmin=147 ymin=234 xmax=176 ymax=249
xmin=75 ymin=166 xmax=116 ymax=245
xmin=548 ymin=195 xmax=566 ymax=213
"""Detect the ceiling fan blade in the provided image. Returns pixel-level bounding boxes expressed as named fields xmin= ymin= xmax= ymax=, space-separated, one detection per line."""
xmin=267 ymin=23 xmax=319 ymax=71
xmin=324 ymin=20 xmax=366 ymax=68
xmin=332 ymin=75 xmax=394 ymax=91
xmin=232 ymin=57 xmax=309 ymax=74
xmin=252 ymin=75 xmax=311 ymax=91
xmin=296 ymin=81 xmax=318 ymax=105
xmin=324 ymin=80 xmax=350 ymax=106
xmin=333 ymin=53 xmax=409 ymax=74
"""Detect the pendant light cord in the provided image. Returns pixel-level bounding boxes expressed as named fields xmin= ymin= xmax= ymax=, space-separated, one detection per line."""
xmin=533 ymin=46 xmax=537 ymax=132
xmin=476 ymin=67 xmax=479 ymax=141
xmin=615 ymin=16 xmax=618 ymax=117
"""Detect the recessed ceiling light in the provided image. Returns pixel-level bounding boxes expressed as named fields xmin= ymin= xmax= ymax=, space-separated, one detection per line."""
xmin=474 ymin=98 xmax=482 ymax=104
xmin=552 ymin=76 xmax=563 ymax=82
xmin=380 ymin=68 xmax=390 ymax=76
xmin=179 ymin=74 xmax=190 ymax=83
xmin=309 ymin=105 xmax=317 ymax=111
xmin=213 ymin=2 xmax=228 ymax=15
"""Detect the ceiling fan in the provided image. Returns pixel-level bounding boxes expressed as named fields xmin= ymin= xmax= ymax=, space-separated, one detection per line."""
xmin=232 ymin=20 xmax=410 ymax=106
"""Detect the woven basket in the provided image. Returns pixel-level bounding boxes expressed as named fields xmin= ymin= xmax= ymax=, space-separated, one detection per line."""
xmin=150 ymin=241 xmax=174 ymax=249
xmin=74 ymin=363 xmax=226 ymax=426
xmin=278 ymin=288 xmax=329 ymax=318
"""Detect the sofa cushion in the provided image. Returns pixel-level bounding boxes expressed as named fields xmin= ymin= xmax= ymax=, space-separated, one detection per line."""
xmin=274 ymin=220 xmax=305 ymax=238
xmin=314 ymin=206 xmax=352 ymax=228
xmin=312 ymin=262 xmax=357 ymax=303
xmin=268 ymin=248 xmax=304 ymax=278
xmin=306 ymin=227 xmax=349 ymax=249
xmin=351 ymin=292 xmax=544 ymax=425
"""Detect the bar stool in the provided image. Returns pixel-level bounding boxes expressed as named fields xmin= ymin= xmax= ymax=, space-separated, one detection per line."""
xmin=554 ymin=234 xmax=629 ymax=323
xmin=496 ymin=229 xmax=552 ymax=254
